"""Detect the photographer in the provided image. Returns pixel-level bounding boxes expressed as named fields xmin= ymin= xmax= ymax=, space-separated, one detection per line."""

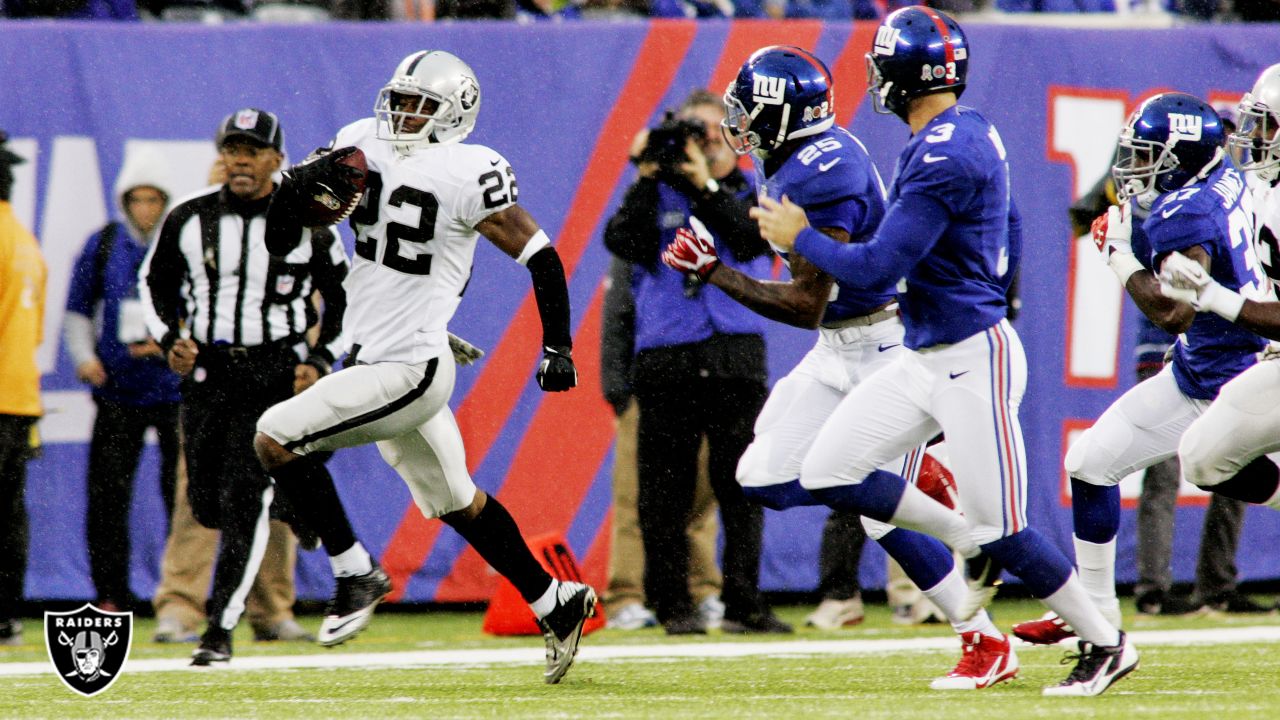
xmin=602 ymin=89 xmax=788 ymax=635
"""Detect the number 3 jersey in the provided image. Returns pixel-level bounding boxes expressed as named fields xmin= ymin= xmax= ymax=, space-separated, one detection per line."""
xmin=335 ymin=118 xmax=517 ymax=364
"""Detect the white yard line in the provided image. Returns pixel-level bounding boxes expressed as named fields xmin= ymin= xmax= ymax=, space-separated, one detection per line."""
xmin=2 ymin=625 xmax=1278 ymax=678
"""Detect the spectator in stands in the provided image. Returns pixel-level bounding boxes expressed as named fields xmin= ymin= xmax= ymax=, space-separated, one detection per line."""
xmin=648 ymin=0 xmax=731 ymax=17
xmin=600 ymin=255 xmax=725 ymax=631
xmin=63 ymin=147 xmax=180 ymax=614
xmin=3 ymin=0 xmax=138 ymax=19
xmin=140 ymin=0 xmax=246 ymax=22
xmin=250 ymin=0 xmax=334 ymax=21
xmin=0 ymin=131 xmax=45 ymax=647
xmin=435 ymin=0 xmax=515 ymax=17
xmin=754 ymin=0 xmax=886 ymax=18
xmin=332 ymin=0 xmax=389 ymax=18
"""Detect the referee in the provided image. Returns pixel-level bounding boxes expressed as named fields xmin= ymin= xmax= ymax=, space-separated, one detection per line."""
xmin=139 ymin=109 xmax=349 ymax=666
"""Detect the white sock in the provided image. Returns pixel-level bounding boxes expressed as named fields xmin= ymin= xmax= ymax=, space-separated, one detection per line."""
xmin=530 ymin=579 xmax=560 ymax=619
xmin=1042 ymin=571 xmax=1121 ymax=647
xmin=1073 ymin=535 xmax=1118 ymax=606
xmin=891 ymin=486 xmax=978 ymax=558
xmin=329 ymin=543 xmax=372 ymax=578
xmin=924 ymin=569 xmax=1003 ymax=640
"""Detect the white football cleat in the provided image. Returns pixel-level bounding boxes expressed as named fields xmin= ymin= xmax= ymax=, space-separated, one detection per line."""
xmin=1043 ymin=631 xmax=1139 ymax=697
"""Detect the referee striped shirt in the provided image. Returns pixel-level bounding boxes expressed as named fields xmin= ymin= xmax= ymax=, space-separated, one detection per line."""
xmin=139 ymin=185 xmax=348 ymax=365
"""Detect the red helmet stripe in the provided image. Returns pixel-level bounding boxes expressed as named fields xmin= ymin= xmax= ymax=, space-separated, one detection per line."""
xmin=795 ymin=47 xmax=834 ymax=106
xmin=920 ymin=7 xmax=957 ymax=86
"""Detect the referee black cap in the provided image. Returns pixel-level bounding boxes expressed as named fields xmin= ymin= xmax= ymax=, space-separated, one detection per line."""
xmin=217 ymin=109 xmax=284 ymax=152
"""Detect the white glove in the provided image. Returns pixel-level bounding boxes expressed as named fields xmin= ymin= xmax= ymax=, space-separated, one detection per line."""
xmin=1158 ymin=251 xmax=1245 ymax=321
xmin=1090 ymin=204 xmax=1143 ymax=285
xmin=447 ymin=332 xmax=485 ymax=366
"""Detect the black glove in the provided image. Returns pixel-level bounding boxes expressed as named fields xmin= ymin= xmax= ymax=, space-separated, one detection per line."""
xmin=289 ymin=146 xmax=365 ymax=198
xmin=536 ymin=345 xmax=577 ymax=392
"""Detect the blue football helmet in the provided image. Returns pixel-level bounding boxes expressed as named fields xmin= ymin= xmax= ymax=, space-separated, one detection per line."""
xmin=722 ymin=45 xmax=835 ymax=156
xmin=1112 ymin=92 xmax=1225 ymax=202
xmin=866 ymin=6 xmax=968 ymax=119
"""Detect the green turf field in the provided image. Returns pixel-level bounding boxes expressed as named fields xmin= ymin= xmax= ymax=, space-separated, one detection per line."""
xmin=2 ymin=598 xmax=1279 ymax=719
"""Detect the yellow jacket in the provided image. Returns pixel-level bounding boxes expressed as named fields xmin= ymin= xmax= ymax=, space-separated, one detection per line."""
xmin=0 ymin=200 xmax=44 ymax=417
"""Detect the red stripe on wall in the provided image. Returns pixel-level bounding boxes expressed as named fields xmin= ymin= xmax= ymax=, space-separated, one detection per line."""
xmin=434 ymin=286 xmax=616 ymax=601
xmin=379 ymin=21 xmax=698 ymax=601
xmin=706 ymin=20 xmax=824 ymax=104
xmin=831 ymin=22 xmax=879 ymax=128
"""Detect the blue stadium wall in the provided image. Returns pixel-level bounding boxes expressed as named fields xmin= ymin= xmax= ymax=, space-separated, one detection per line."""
xmin=3 ymin=19 xmax=1278 ymax=604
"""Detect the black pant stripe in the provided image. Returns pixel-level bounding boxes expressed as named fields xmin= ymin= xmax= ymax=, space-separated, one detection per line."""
xmin=283 ymin=358 xmax=439 ymax=452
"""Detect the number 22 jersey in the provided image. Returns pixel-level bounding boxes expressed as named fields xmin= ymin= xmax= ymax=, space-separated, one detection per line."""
xmin=335 ymin=118 xmax=518 ymax=364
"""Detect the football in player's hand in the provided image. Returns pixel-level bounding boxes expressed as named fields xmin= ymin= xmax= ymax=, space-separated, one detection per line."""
xmin=292 ymin=146 xmax=368 ymax=227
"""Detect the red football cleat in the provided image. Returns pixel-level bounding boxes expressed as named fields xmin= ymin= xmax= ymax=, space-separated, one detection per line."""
xmin=930 ymin=631 xmax=1019 ymax=690
xmin=1011 ymin=612 xmax=1077 ymax=645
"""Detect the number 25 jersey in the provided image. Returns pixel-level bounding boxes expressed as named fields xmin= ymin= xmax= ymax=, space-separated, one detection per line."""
xmin=335 ymin=118 xmax=518 ymax=364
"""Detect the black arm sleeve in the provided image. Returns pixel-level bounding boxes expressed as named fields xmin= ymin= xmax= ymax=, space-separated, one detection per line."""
xmin=1068 ymin=173 xmax=1112 ymax=238
xmin=687 ymin=172 xmax=769 ymax=262
xmin=143 ymin=212 xmax=190 ymax=351
xmin=306 ymin=227 xmax=348 ymax=365
xmin=527 ymin=246 xmax=573 ymax=349
xmin=599 ymin=256 xmax=635 ymax=411
xmin=602 ymin=178 xmax=661 ymax=267
xmin=265 ymin=177 xmax=306 ymax=257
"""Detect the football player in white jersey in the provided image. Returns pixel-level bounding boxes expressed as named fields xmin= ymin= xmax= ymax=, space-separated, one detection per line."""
xmin=253 ymin=50 xmax=597 ymax=685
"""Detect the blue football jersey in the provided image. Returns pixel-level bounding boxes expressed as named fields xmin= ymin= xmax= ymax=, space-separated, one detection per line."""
xmin=1140 ymin=164 xmax=1265 ymax=399
xmin=888 ymin=106 xmax=1016 ymax=348
xmin=760 ymin=127 xmax=895 ymax=322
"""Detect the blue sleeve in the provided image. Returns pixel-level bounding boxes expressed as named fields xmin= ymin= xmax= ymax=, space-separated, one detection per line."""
xmin=65 ymin=234 xmax=101 ymax=315
xmin=794 ymin=191 xmax=948 ymax=289
xmin=1005 ymin=198 xmax=1022 ymax=287
xmin=1146 ymin=209 xmax=1216 ymax=262
xmin=787 ymin=154 xmax=871 ymax=234
xmin=807 ymin=195 xmax=867 ymax=235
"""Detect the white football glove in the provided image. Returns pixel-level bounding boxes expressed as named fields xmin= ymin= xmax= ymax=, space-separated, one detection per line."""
xmin=1158 ymin=251 xmax=1245 ymax=321
xmin=1090 ymin=204 xmax=1143 ymax=285
xmin=447 ymin=332 xmax=485 ymax=366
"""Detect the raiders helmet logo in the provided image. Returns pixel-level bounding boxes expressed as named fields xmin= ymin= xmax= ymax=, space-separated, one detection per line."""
xmin=44 ymin=604 xmax=132 ymax=697
xmin=458 ymin=80 xmax=479 ymax=111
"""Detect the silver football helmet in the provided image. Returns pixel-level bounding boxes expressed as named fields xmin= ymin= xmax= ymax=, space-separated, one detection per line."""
xmin=1230 ymin=63 xmax=1280 ymax=182
xmin=374 ymin=50 xmax=481 ymax=151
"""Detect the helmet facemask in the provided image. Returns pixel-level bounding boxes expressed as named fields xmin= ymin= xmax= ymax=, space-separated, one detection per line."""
xmin=722 ymin=88 xmax=763 ymax=156
xmin=1112 ymin=127 xmax=1180 ymax=203
xmin=1230 ymin=94 xmax=1280 ymax=182
xmin=865 ymin=54 xmax=901 ymax=118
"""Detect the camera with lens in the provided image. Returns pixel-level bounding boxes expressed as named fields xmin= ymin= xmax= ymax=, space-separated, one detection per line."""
xmin=637 ymin=111 xmax=707 ymax=179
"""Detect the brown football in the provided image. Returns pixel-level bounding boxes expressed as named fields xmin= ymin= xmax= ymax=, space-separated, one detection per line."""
xmin=301 ymin=146 xmax=368 ymax=226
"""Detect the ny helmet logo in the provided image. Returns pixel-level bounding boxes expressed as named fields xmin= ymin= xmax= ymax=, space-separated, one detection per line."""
xmin=873 ymin=26 xmax=902 ymax=56
xmin=44 ymin=604 xmax=132 ymax=697
xmin=1168 ymin=113 xmax=1203 ymax=145
xmin=752 ymin=75 xmax=786 ymax=106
